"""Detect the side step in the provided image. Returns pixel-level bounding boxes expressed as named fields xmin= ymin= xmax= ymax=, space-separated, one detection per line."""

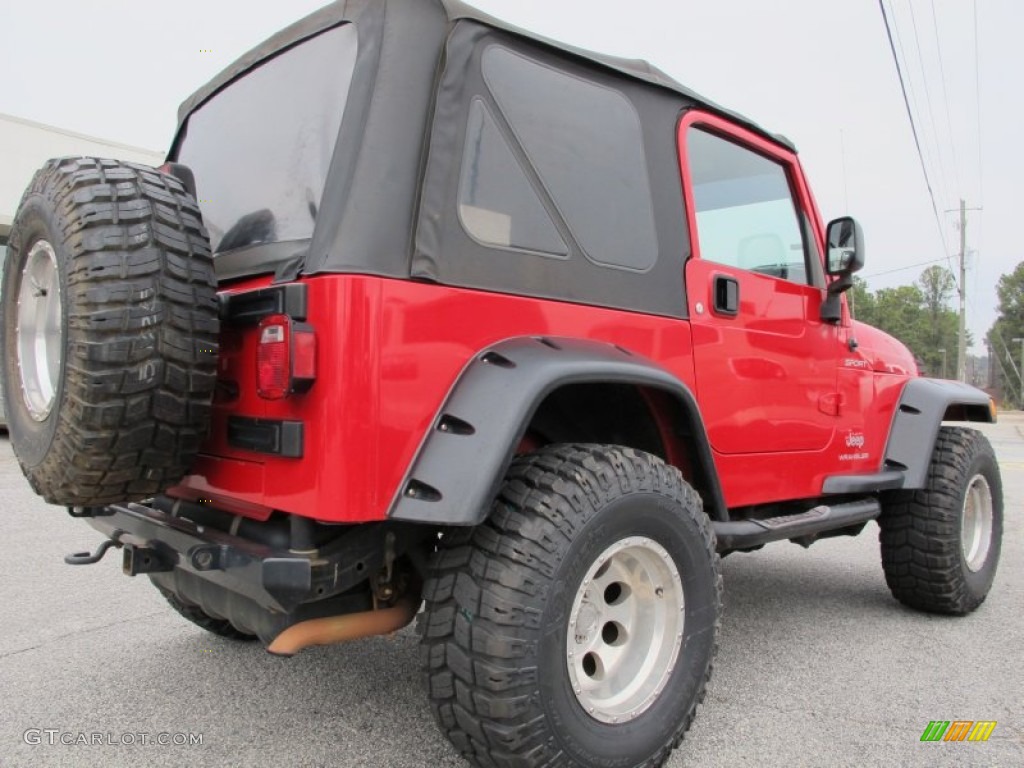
xmin=713 ymin=499 xmax=881 ymax=552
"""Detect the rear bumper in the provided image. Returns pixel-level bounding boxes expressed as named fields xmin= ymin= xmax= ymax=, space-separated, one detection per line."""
xmin=83 ymin=502 xmax=391 ymax=614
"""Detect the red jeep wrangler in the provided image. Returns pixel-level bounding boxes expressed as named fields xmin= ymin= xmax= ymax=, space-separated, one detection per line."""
xmin=1 ymin=2 xmax=1002 ymax=766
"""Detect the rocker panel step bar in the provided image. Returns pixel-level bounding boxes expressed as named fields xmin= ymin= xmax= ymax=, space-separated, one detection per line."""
xmin=713 ymin=499 xmax=881 ymax=552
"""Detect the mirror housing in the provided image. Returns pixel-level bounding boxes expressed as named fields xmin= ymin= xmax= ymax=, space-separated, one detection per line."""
xmin=825 ymin=216 xmax=865 ymax=276
xmin=820 ymin=217 xmax=865 ymax=323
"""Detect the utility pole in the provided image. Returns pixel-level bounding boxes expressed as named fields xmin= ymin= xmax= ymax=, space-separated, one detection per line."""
xmin=1014 ymin=338 xmax=1024 ymax=408
xmin=987 ymin=340 xmax=994 ymax=389
xmin=946 ymin=199 xmax=982 ymax=383
xmin=956 ymin=199 xmax=968 ymax=382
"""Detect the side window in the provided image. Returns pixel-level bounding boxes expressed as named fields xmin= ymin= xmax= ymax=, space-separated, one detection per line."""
xmin=454 ymin=45 xmax=659 ymax=271
xmin=458 ymin=99 xmax=568 ymax=257
xmin=686 ymin=127 xmax=810 ymax=285
xmin=482 ymin=47 xmax=658 ymax=272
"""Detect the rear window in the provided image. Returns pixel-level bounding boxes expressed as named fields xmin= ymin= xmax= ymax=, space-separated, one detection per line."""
xmin=176 ymin=24 xmax=358 ymax=254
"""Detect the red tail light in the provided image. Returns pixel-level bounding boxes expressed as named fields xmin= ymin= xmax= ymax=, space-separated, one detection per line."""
xmin=157 ymin=162 xmax=198 ymax=198
xmin=257 ymin=314 xmax=316 ymax=400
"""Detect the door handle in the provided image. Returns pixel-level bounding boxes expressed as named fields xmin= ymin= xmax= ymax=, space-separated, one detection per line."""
xmin=713 ymin=275 xmax=739 ymax=316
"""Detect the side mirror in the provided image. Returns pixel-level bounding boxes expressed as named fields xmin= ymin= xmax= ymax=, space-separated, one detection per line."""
xmin=820 ymin=217 xmax=864 ymax=324
xmin=826 ymin=217 xmax=865 ymax=276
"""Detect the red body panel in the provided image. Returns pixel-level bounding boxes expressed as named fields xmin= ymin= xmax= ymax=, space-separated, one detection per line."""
xmin=174 ymin=111 xmax=916 ymax=523
xmin=176 ymin=276 xmax=703 ymax=522
xmin=176 ymin=277 xmax=911 ymax=522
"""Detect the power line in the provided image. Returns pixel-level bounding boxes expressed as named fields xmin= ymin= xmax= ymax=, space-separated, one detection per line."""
xmin=973 ymin=0 xmax=985 ymax=207
xmin=839 ymin=129 xmax=850 ymax=213
xmin=907 ymin=0 xmax=954 ymax=210
xmin=877 ymin=0 xmax=953 ymax=267
xmin=930 ymin=0 xmax=962 ymax=192
xmin=888 ymin=5 xmax=924 ymax=158
xmin=864 ymin=255 xmax=953 ymax=279
xmin=970 ymin=1 xmax=987 ymax=352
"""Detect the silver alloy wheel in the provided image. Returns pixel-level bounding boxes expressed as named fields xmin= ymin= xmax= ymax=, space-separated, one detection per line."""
xmin=961 ymin=473 xmax=993 ymax=573
xmin=567 ymin=536 xmax=684 ymax=724
xmin=16 ymin=240 xmax=63 ymax=421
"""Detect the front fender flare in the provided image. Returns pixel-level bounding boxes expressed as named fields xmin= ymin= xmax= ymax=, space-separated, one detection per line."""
xmin=882 ymin=378 xmax=994 ymax=489
xmin=824 ymin=377 xmax=994 ymax=494
xmin=387 ymin=337 xmax=724 ymax=526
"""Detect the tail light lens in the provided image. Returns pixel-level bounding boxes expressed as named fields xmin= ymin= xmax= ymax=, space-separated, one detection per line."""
xmin=157 ymin=162 xmax=197 ymax=198
xmin=257 ymin=314 xmax=316 ymax=400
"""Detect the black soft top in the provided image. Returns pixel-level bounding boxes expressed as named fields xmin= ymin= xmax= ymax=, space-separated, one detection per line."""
xmin=177 ymin=0 xmax=790 ymax=150
xmin=171 ymin=0 xmax=792 ymax=318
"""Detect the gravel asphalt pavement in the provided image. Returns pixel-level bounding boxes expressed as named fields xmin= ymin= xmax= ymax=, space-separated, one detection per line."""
xmin=0 ymin=417 xmax=1021 ymax=767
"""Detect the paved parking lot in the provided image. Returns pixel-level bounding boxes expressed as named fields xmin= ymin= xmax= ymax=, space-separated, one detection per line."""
xmin=0 ymin=418 xmax=1021 ymax=768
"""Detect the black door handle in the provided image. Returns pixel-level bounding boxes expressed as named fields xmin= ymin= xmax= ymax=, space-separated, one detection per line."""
xmin=713 ymin=275 xmax=739 ymax=316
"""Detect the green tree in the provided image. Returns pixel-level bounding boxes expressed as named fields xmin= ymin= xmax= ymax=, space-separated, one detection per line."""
xmin=849 ymin=276 xmax=875 ymax=326
xmin=916 ymin=266 xmax=959 ymax=378
xmin=872 ymin=284 xmax=926 ymax=355
xmin=986 ymin=261 xmax=1024 ymax=406
xmin=918 ymin=265 xmax=955 ymax=317
xmin=850 ymin=267 xmax=964 ymax=378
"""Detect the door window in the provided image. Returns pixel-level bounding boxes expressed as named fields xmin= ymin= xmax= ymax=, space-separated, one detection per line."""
xmin=687 ymin=127 xmax=809 ymax=285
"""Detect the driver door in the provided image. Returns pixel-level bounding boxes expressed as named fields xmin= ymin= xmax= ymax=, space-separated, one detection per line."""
xmin=680 ymin=114 xmax=840 ymax=458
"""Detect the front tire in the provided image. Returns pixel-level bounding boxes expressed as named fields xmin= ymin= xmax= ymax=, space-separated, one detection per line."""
xmin=879 ymin=426 xmax=1003 ymax=615
xmin=420 ymin=444 xmax=722 ymax=768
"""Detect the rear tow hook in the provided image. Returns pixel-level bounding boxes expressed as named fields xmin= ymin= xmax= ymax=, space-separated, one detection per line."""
xmin=64 ymin=534 xmax=123 ymax=566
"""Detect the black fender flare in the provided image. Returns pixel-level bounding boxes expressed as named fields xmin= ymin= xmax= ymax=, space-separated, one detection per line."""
xmin=824 ymin=377 xmax=994 ymax=494
xmin=883 ymin=378 xmax=994 ymax=488
xmin=388 ymin=336 xmax=725 ymax=526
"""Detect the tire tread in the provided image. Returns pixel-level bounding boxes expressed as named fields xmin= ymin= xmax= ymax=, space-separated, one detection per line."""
xmin=4 ymin=157 xmax=218 ymax=505
xmin=419 ymin=444 xmax=722 ymax=768
xmin=879 ymin=426 xmax=1001 ymax=614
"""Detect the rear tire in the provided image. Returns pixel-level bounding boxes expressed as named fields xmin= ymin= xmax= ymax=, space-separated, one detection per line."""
xmin=1 ymin=157 xmax=218 ymax=506
xmin=420 ymin=444 xmax=722 ymax=768
xmin=879 ymin=426 xmax=1003 ymax=615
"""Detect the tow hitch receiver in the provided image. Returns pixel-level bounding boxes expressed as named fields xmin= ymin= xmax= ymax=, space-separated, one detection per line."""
xmin=122 ymin=545 xmax=174 ymax=576
xmin=64 ymin=536 xmax=173 ymax=576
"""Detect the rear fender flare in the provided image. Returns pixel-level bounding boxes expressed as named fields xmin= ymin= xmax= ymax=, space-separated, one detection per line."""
xmin=387 ymin=337 xmax=724 ymax=526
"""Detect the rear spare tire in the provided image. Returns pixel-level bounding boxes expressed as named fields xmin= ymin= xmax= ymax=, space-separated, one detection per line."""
xmin=0 ymin=157 xmax=218 ymax=506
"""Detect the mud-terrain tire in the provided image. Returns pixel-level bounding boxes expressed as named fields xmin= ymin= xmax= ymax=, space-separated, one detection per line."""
xmin=420 ymin=444 xmax=722 ymax=768
xmin=154 ymin=583 xmax=256 ymax=641
xmin=879 ymin=426 xmax=1002 ymax=615
xmin=0 ymin=157 xmax=218 ymax=506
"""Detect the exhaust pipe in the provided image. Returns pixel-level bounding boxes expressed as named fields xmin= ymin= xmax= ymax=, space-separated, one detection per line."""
xmin=267 ymin=598 xmax=419 ymax=656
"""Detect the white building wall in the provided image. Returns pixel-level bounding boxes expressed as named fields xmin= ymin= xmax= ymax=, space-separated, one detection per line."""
xmin=0 ymin=113 xmax=164 ymax=238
